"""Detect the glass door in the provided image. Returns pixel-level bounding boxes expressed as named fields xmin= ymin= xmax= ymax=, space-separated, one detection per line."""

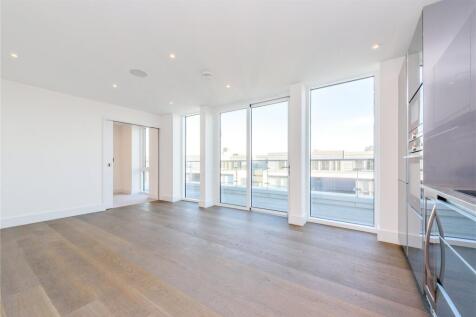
xmin=185 ymin=114 xmax=200 ymax=199
xmin=220 ymin=109 xmax=248 ymax=207
xmin=251 ymin=100 xmax=288 ymax=212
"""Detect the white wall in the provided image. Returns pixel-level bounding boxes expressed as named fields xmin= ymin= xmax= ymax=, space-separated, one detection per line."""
xmin=376 ymin=56 xmax=405 ymax=244
xmin=113 ymin=123 xmax=132 ymax=194
xmin=0 ymin=79 xmax=174 ymax=228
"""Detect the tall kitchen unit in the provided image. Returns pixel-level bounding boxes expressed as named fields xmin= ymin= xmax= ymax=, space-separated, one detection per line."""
xmin=406 ymin=14 xmax=425 ymax=295
xmin=399 ymin=0 xmax=476 ymax=316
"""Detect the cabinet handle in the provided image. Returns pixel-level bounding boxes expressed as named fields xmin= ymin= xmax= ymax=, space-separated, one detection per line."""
xmin=424 ymin=203 xmax=446 ymax=305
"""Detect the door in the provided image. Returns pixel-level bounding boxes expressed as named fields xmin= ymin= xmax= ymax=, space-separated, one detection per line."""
xmin=251 ymin=100 xmax=289 ymax=212
xmin=102 ymin=120 xmax=114 ymax=209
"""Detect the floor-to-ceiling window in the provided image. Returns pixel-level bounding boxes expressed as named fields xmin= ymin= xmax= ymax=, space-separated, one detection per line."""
xmin=251 ymin=100 xmax=288 ymax=212
xmin=220 ymin=109 xmax=248 ymax=206
xmin=310 ymin=77 xmax=374 ymax=226
xmin=185 ymin=114 xmax=200 ymax=199
xmin=218 ymin=100 xmax=288 ymax=212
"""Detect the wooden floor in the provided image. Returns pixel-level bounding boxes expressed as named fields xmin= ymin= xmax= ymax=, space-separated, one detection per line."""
xmin=1 ymin=201 xmax=428 ymax=317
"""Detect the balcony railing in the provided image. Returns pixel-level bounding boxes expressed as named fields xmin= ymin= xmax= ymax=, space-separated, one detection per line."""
xmin=186 ymin=158 xmax=375 ymax=225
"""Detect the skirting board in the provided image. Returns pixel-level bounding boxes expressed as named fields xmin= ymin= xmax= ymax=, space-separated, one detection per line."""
xmin=0 ymin=204 xmax=106 ymax=229
xmin=158 ymin=195 xmax=182 ymax=202
xmin=199 ymin=200 xmax=215 ymax=208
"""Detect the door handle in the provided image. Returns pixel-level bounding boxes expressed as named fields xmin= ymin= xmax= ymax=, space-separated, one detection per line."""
xmin=424 ymin=204 xmax=437 ymax=304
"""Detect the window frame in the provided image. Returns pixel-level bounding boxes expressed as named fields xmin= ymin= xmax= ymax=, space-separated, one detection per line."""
xmin=183 ymin=113 xmax=201 ymax=201
xmin=308 ymin=75 xmax=376 ymax=228
xmin=216 ymin=97 xmax=290 ymax=215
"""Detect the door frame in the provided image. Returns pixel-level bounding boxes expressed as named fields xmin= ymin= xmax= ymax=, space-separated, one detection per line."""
xmin=102 ymin=118 xmax=160 ymax=209
xmin=216 ymin=97 xmax=290 ymax=215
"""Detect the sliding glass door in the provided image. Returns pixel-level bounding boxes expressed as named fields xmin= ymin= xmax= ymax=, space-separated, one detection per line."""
xmin=310 ymin=77 xmax=374 ymax=226
xmin=251 ymin=101 xmax=288 ymax=212
xmin=220 ymin=109 xmax=247 ymax=206
xmin=219 ymin=100 xmax=288 ymax=212
xmin=185 ymin=114 xmax=200 ymax=199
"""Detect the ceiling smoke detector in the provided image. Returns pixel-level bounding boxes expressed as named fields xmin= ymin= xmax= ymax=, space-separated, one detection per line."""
xmin=129 ymin=69 xmax=148 ymax=78
xmin=201 ymin=70 xmax=213 ymax=79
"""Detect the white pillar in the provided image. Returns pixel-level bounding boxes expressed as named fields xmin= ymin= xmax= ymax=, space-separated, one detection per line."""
xmin=287 ymin=83 xmax=309 ymax=226
xmin=158 ymin=114 xmax=182 ymax=202
xmin=199 ymin=107 xmax=217 ymax=208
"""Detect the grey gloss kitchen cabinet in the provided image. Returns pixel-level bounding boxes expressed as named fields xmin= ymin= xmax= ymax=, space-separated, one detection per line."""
xmin=423 ymin=0 xmax=476 ymax=190
xmin=398 ymin=60 xmax=408 ymax=247
xmin=407 ymin=15 xmax=423 ymax=101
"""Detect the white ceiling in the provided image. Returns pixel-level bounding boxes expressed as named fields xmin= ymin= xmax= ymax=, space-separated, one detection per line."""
xmin=2 ymin=0 xmax=437 ymax=114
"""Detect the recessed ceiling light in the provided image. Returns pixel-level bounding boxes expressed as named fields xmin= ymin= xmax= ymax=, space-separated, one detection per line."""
xmin=169 ymin=53 xmax=176 ymax=59
xmin=371 ymin=43 xmax=380 ymax=50
xmin=225 ymin=84 xmax=231 ymax=88
xmin=10 ymin=52 xmax=18 ymax=59
xmin=169 ymin=101 xmax=174 ymax=105
xmin=112 ymin=84 xmax=118 ymax=88
xmin=129 ymin=69 xmax=148 ymax=78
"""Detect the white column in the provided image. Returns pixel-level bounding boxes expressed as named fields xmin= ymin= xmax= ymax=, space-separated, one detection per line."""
xmin=199 ymin=107 xmax=217 ymax=208
xmin=148 ymin=128 xmax=159 ymax=200
xmin=287 ymin=83 xmax=309 ymax=226
xmin=158 ymin=114 xmax=182 ymax=202
xmin=376 ymin=57 xmax=404 ymax=244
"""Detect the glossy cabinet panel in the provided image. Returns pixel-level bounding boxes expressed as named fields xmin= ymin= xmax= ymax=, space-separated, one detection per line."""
xmin=423 ymin=0 xmax=476 ymax=190
xmin=407 ymin=15 xmax=423 ymax=101
xmin=407 ymin=156 xmax=423 ymax=212
xmin=398 ymin=61 xmax=407 ymax=182
xmin=424 ymin=196 xmax=476 ymax=316
xmin=398 ymin=180 xmax=407 ymax=246
xmin=441 ymin=241 xmax=476 ymax=316
xmin=408 ymin=204 xmax=424 ymax=292
xmin=435 ymin=284 xmax=460 ymax=317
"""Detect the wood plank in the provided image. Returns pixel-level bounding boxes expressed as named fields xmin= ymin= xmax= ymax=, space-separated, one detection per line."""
xmin=3 ymin=286 xmax=60 ymax=317
xmin=1 ymin=201 xmax=428 ymax=317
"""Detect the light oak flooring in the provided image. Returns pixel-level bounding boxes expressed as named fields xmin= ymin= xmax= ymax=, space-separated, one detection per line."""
xmin=1 ymin=201 xmax=428 ymax=317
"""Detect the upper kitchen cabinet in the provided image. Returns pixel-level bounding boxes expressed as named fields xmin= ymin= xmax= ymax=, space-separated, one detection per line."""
xmin=423 ymin=0 xmax=476 ymax=189
xmin=407 ymin=15 xmax=423 ymax=102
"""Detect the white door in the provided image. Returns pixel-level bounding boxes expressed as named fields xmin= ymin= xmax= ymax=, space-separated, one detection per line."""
xmin=103 ymin=120 xmax=114 ymax=209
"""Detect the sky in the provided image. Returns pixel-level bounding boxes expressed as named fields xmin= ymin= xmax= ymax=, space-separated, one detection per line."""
xmin=186 ymin=77 xmax=374 ymax=160
xmin=310 ymin=77 xmax=374 ymax=152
